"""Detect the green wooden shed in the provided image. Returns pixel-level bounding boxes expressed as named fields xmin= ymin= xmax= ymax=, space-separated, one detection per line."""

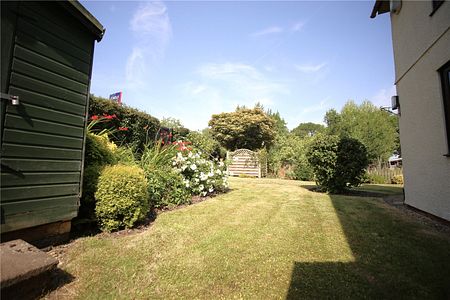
xmin=1 ymin=1 xmax=104 ymax=243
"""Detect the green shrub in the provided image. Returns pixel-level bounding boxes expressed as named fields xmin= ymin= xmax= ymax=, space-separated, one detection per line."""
xmin=332 ymin=137 xmax=369 ymax=192
xmin=146 ymin=168 xmax=191 ymax=208
xmin=172 ymin=151 xmax=229 ymax=196
xmin=268 ymin=134 xmax=313 ymax=180
xmin=84 ymin=132 xmax=116 ymax=167
xmin=186 ymin=130 xmax=227 ymax=159
xmin=306 ymin=134 xmax=369 ymax=193
xmin=95 ymin=165 xmax=149 ymax=232
xmin=391 ymin=174 xmax=404 ymax=185
xmin=306 ymin=134 xmax=339 ymax=190
xmin=79 ymin=164 xmax=103 ymax=220
xmin=114 ymin=146 xmax=136 ymax=165
xmin=366 ymin=173 xmax=388 ymax=184
xmin=79 ymin=133 xmax=117 ymax=221
xmin=289 ymin=161 xmax=314 ymax=181
xmin=82 ymin=164 xmax=103 ymax=204
xmin=139 ymin=142 xmax=178 ymax=171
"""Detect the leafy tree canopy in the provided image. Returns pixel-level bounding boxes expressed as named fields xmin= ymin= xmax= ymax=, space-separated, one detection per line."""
xmin=160 ymin=117 xmax=184 ymax=129
xmin=208 ymin=106 xmax=275 ymax=151
xmin=291 ymin=122 xmax=325 ymax=138
xmin=266 ymin=109 xmax=289 ymax=137
xmin=324 ymin=100 xmax=399 ymax=163
xmin=186 ymin=129 xmax=227 ymax=159
xmin=160 ymin=117 xmax=190 ymax=140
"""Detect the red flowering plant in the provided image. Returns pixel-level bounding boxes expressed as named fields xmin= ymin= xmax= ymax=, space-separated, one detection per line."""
xmin=172 ymin=140 xmax=193 ymax=152
xmin=88 ymin=114 xmax=118 ymax=134
xmin=88 ymin=114 xmax=131 ymax=143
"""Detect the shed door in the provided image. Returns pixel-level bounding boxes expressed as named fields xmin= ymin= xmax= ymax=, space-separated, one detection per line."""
xmin=1 ymin=1 xmax=93 ymax=233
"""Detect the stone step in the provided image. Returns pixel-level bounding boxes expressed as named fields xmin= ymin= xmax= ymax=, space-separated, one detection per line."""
xmin=1 ymin=239 xmax=58 ymax=300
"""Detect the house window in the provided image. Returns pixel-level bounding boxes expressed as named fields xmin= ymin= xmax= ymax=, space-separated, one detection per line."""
xmin=439 ymin=60 xmax=450 ymax=155
xmin=430 ymin=0 xmax=444 ymax=16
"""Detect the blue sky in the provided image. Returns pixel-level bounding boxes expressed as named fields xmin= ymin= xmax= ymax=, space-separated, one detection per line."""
xmin=81 ymin=1 xmax=395 ymax=130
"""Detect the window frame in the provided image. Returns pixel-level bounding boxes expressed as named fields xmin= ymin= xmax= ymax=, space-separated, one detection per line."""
xmin=439 ymin=60 xmax=450 ymax=156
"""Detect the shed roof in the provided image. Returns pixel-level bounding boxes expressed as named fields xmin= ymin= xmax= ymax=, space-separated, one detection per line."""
xmin=370 ymin=0 xmax=390 ymax=18
xmin=58 ymin=1 xmax=105 ymax=41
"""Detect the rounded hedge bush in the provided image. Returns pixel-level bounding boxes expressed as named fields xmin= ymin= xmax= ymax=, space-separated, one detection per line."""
xmin=333 ymin=137 xmax=369 ymax=192
xmin=79 ymin=133 xmax=117 ymax=221
xmin=306 ymin=134 xmax=368 ymax=193
xmin=84 ymin=132 xmax=116 ymax=167
xmin=306 ymin=134 xmax=339 ymax=190
xmin=95 ymin=164 xmax=149 ymax=232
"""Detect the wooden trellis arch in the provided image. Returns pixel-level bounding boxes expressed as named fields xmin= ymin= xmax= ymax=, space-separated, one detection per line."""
xmin=227 ymin=149 xmax=267 ymax=178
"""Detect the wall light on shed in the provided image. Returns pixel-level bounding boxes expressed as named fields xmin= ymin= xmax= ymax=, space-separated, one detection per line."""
xmin=391 ymin=95 xmax=400 ymax=110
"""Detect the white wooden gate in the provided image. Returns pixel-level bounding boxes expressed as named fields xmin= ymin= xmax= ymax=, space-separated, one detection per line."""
xmin=227 ymin=149 xmax=267 ymax=178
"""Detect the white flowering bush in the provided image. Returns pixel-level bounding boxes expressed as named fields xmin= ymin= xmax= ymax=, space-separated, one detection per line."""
xmin=172 ymin=151 xmax=228 ymax=197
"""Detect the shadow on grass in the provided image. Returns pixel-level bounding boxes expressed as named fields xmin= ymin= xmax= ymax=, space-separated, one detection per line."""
xmin=1 ymin=268 xmax=75 ymax=300
xmin=286 ymin=188 xmax=450 ymax=299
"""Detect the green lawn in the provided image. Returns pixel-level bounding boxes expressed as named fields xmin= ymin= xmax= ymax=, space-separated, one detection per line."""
xmin=57 ymin=178 xmax=450 ymax=299
xmin=352 ymin=183 xmax=404 ymax=195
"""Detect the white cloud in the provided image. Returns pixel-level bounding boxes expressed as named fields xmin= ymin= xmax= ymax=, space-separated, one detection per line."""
xmin=125 ymin=1 xmax=172 ymax=87
xmin=197 ymin=62 xmax=288 ymax=98
xmin=302 ymin=97 xmax=331 ymax=114
xmin=125 ymin=48 xmax=145 ymax=87
xmin=198 ymin=63 xmax=261 ymax=79
xmin=251 ymin=26 xmax=283 ymax=37
xmin=369 ymin=86 xmax=397 ymax=107
xmin=175 ymin=62 xmax=288 ymax=129
xmin=130 ymin=1 xmax=171 ymax=44
xmin=295 ymin=62 xmax=327 ymax=73
xmin=291 ymin=21 xmax=305 ymax=32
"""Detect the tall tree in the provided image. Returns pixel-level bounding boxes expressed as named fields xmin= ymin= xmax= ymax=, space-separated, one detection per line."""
xmin=160 ymin=117 xmax=190 ymax=139
xmin=208 ymin=107 xmax=275 ymax=151
xmin=324 ymin=109 xmax=342 ymax=136
xmin=323 ymin=100 xmax=398 ymax=163
xmin=291 ymin=122 xmax=325 ymax=138
xmin=266 ymin=109 xmax=289 ymax=137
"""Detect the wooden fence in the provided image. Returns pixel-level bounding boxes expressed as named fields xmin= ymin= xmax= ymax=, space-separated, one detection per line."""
xmin=227 ymin=149 xmax=267 ymax=178
xmin=367 ymin=166 xmax=403 ymax=183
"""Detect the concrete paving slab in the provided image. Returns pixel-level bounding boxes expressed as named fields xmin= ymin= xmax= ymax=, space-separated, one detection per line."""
xmin=1 ymin=239 xmax=58 ymax=288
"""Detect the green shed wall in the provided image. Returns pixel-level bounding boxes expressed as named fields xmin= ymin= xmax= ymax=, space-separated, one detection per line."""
xmin=1 ymin=1 xmax=96 ymax=233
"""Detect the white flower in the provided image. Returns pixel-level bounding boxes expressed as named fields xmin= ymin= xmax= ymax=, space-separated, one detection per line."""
xmin=200 ymin=172 xmax=208 ymax=181
xmin=219 ymin=161 xmax=224 ymax=167
xmin=202 ymin=191 xmax=207 ymax=197
xmin=190 ymin=164 xmax=197 ymax=171
xmin=188 ymin=152 xmax=193 ymax=158
xmin=216 ymin=169 xmax=222 ymax=175
xmin=199 ymin=184 xmax=204 ymax=191
xmin=209 ymin=187 xmax=214 ymax=193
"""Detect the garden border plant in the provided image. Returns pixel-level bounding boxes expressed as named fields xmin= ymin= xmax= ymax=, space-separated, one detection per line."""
xmin=306 ymin=133 xmax=369 ymax=193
